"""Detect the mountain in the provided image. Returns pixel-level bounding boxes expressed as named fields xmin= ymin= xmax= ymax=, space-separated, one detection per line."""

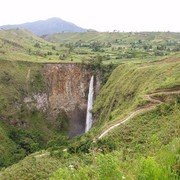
xmin=0 ymin=17 xmax=86 ymax=36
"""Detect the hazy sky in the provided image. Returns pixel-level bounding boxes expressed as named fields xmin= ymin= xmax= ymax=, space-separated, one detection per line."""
xmin=0 ymin=0 xmax=179 ymax=32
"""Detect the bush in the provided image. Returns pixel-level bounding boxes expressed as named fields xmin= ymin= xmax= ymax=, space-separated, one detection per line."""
xmin=96 ymin=138 xmax=117 ymax=153
xmin=90 ymin=41 xmax=103 ymax=52
xmin=154 ymin=50 xmax=165 ymax=56
xmin=52 ymin=46 xmax=56 ymax=50
xmin=50 ymin=153 xmax=123 ymax=180
xmin=96 ymin=153 xmax=123 ymax=179
xmin=137 ymin=139 xmax=180 ymax=180
xmin=47 ymin=51 xmax=53 ymax=55
xmin=68 ymin=140 xmax=93 ymax=154
xmin=137 ymin=157 xmax=164 ymax=180
xmin=59 ymin=54 xmax=67 ymax=60
xmin=34 ymin=42 xmax=41 ymax=48
xmin=48 ymin=135 xmax=69 ymax=150
xmin=9 ymin=129 xmax=43 ymax=154
xmin=0 ymin=71 xmax=14 ymax=85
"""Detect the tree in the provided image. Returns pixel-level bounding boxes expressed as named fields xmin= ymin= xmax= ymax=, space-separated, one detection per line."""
xmin=90 ymin=41 xmax=102 ymax=52
xmin=34 ymin=42 xmax=41 ymax=48
xmin=52 ymin=45 xmax=56 ymax=50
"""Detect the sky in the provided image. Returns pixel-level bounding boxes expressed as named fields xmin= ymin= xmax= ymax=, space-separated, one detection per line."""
xmin=0 ymin=0 xmax=179 ymax=32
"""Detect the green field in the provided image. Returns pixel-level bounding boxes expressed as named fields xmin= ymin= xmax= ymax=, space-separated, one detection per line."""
xmin=0 ymin=29 xmax=180 ymax=63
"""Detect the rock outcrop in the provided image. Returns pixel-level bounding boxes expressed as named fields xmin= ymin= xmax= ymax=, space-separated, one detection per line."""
xmin=43 ymin=63 xmax=100 ymax=137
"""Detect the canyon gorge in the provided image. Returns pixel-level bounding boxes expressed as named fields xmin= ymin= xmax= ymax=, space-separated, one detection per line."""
xmin=24 ymin=63 xmax=101 ymax=137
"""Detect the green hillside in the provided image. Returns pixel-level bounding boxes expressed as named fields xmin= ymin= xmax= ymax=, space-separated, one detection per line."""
xmin=93 ymin=57 xmax=180 ymax=129
xmin=45 ymin=31 xmax=180 ymax=43
xmin=45 ymin=31 xmax=180 ymax=63
xmin=0 ymin=56 xmax=179 ymax=179
xmin=0 ymin=30 xmax=180 ymax=63
xmin=0 ymin=60 xmax=58 ymax=168
xmin=0 ymin=28 xmax=179 ymax=180
xmin=0 ymin=29 xmax=70 ymax=63
xmin=0 ymin=0 xmax=180 ymax=178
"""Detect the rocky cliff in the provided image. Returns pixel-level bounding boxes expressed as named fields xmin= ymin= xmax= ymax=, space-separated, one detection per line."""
xmin=25 ymin=63 xmax=101 ymax=137
xmin=0 ymin=61 xmax=101 ymax=168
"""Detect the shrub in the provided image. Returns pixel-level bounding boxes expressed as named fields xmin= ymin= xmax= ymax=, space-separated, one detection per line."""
xmin=96 ymin=153 xmax=123 ymax=179
xmin=47 ymin=51 xmax=53 ymax=55
xmin=59 ymin=54 xmax=67 ymax=60
xmin=34 ymin=42 xmax=41 ymax=48
xmin=52 ymin=46 xmax=56 ymax=50
xmin=137 ymin=139 xmax=180 ymax=180
xmin=50 ymin=153 xmax=123 ymax=180
xmin=96 ymin=138 xmax=117 ymax=153
xmin=90 ymin=41 xmax=103 ymax=52
xmin=137 ymin=157 xmax=164 ymax=180
xmin=0 ymin=71 xmax=14 ymax=85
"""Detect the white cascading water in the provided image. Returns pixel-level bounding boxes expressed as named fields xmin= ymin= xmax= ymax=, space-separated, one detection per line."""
xmin=85 ymin=76 xmax=94 ymax=132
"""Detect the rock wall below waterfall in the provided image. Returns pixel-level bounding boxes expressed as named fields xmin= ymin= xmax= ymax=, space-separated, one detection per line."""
xmin=0 ymin=61 xmax=102 ymax=168
xmin=44 ymin=63 xmax=101 ymax=137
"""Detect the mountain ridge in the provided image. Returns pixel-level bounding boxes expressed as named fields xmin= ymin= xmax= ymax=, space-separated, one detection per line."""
xmin=0 ymin=17 xmax=87 ymax=36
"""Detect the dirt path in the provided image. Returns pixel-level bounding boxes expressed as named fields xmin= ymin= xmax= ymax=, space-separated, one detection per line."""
xmin=34 ymin=151 xmax=50 ymax=158
xmin=98 ymin=90 xmax=180 ymax=139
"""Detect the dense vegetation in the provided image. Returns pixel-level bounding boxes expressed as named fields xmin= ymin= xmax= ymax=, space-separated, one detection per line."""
xmin=93 ymin=57 xmax=180 ymax=128
xmin=0 ymin=60 xmax=58 ymax=168
xmin=0 ymin=29 xmax=180 ymax=63
xmin=0 ymin=56 xmax=179 ymax=179
xmin=0 ymin=29 xmax=62 ymax=62
xmin=45 ymin=31 xmax=180 ymax=63
xmin=0 ymin=30 xmax=179 ymax=179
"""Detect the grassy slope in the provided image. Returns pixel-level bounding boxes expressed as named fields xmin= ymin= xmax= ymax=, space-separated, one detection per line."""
xmin=45 ymin=31 xmax=180 ymax=43
xmin=98 ymin=95 xmax=180 ymax=178
xmin=45 ymin=31 xmax=180 ymax=64
xmin=0 ymin=151 xmax=62 ymax=180
xmin=1 ymin=30 xmax=179 ymax=64
xmin=0 ymin=57 xmax=179 ymax=179
xmin=92 ymin=57 xmax=180 ymax=131
xmin=0 ymin=29 xmax=72 ymax=63
xmin=0 ymin=60 xmax=57 ymax=168
xmin=50 ymin=57 xmax=180 ymax=179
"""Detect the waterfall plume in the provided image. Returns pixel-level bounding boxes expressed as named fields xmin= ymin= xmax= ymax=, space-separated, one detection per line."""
xmin=85 ymin=76 xmax=94 ymax=132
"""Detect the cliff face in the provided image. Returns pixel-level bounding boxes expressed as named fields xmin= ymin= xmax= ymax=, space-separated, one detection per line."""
xmin=0 ymin=61 xmax=101 ymax=168
xmin=44 ymin=63 xmax=100 ymax=137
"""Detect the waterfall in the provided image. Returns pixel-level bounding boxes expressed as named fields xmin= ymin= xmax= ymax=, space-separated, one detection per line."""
xmin=85 ymin=76 xmax=94 ymax=132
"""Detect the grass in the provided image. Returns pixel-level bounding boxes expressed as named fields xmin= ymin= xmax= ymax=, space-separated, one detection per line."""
xmin=0 ymin=29 xmax=179 ymax=63
xmin=0 ymin=60 xmax=60 ymax=168
xmin=0 ymin=151 xmax=62 ymax=180
xmin=101 ymin=95 xmax=180 ymax=156
xmin=45 ymin=31 xmax=180 ymax=43
xmin=0 ymin=30 xmax=179 ymax=179
xmin=49 ymin=86 xmax=180 ymax=179
xmin=1 ymin=56 xmax=179 ymax=179
xmin=0 ymin=60 xmax=45 ymax=115
xmin=92 ymin=57 xmax=180 ymax=134
xmin=0 ymin=29 xmax=70 ymax=63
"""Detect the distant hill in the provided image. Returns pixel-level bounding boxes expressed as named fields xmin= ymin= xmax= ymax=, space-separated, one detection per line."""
xmin=0 ymin=17 xmax=87 ymax=36
xmin=44 ymin=31 xmax=180 ymax=43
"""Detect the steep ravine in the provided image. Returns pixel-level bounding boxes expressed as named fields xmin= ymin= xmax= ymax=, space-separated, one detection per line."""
xmin=44 ymin=63 xmax=101 ymax=137
xmin=25 ymin=63 xmax=101 ymax=137
xmin=0 ymin=61 xmax=102 ymax=168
